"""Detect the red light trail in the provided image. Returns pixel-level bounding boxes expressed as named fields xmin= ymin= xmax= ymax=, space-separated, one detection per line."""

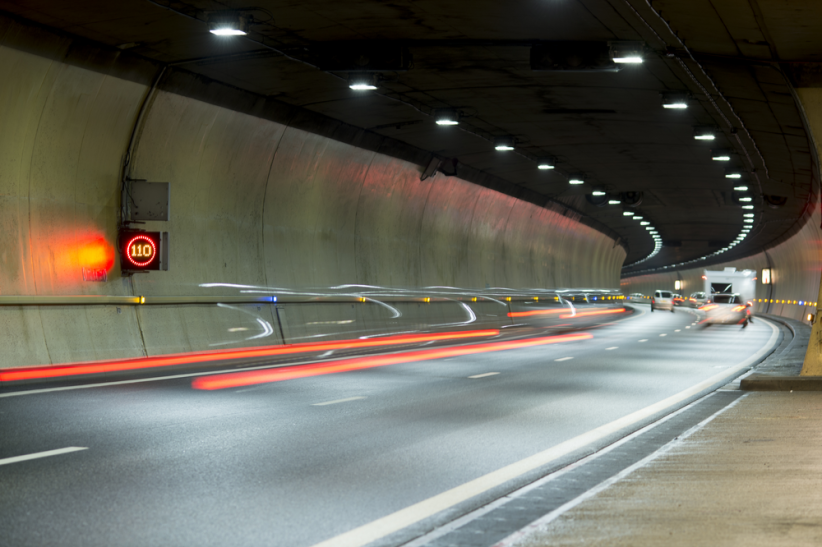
xmin=559 ymin=308 xmax=626 ymax=319
xmin=507 ymin=308 xmax=572 ymax=318
xmin=191 ymin=332 xmax=594 ymax=391
xmin=0 ymin=329 xmax=500 ymax=382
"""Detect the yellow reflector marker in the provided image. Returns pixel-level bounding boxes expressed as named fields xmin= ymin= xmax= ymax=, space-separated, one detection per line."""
xmin=471 ymin=297 xmax=477 ymax=302
xmin=506 ymin=297 xmax=512 ymax=302
xmin=139 ymin=296 xmax=146 ymax=304
xmin=423 ymin=297 xmax=430 ymax=303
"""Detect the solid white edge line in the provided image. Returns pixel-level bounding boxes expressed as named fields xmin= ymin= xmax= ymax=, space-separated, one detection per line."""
xmin=312 ymin=396 xmax=367 ymax=406
xmin=468 ymin=372 xmax=500 ymax=379
xmin=402 ymin=387 xmax=731 ymax=547
xmin=307 ymin=319 xmax=779 ymax=547
xmin=493 ymin=393 xmax=752 ymax=547
xmin=0 ymin=446 xmax=87 ymax=466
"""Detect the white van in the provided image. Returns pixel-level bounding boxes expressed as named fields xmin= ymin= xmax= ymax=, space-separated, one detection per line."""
xmin=651 ymin=290 xmax=674 ymax=312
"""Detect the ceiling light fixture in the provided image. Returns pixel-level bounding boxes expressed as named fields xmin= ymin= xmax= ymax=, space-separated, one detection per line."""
xmin=610 ymin=41 xmax=644 ymax=64
xmin=739 ymin=197 xmax=752 ymax=202
xmin=693 ymin=126 xmax=717 ymax=140
xmin=592 ymin=190 xmax=606 ymax=196
xmin=434 ymin=108 xmax=459 ymax=126
xmin=623 ymin=211 xmax=634 ymax=216
xmin=608 ymin=199 xmax=621 ymax=205
xmin=725 ymin=168 xmax=743 ymax=179
xmin=711 ymin=149 xmax=732 ymax=161
xmin=661 ymin=92 xmax=689 ymax=109
xmin=537 ymin=157 xmax=556 ymax=170
xmin=349 ymin=73 xmax=378 ymax=90
xmin=208 ymin=12 xmax=249 ymax=36
xmin=742 ymin=205 xmax=754 ymax=209
xmin=734 ymin=185 xmax=749 ymax=191
xmin=569 ymin=178 xmax=585 ymax=185
xmin=494 ymin=136 xmax=515 ymax=151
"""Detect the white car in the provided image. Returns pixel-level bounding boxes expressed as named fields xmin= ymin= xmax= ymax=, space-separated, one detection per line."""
xmin=701 ymin=293 xmax=752 ymax=327
xmin=651 ymin=290 xmax=674 ymax=312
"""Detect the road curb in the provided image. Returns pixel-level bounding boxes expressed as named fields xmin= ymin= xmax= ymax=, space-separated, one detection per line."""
xmin=740 ymin=374 xmax=822 ymax=391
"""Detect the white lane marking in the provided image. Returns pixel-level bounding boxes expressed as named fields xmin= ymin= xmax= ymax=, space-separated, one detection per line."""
xmin=319 ymin=351 xmax=335 ymax=358
xmin=469 ymin=372 xmax=500 ymax=379
xmin=495 ymin=393 xmax=751 ymax=547
xmin=675 ymin=329 xmax=681 ymax=332
xmin=605 ymin=347 xmax=618 ymax=351
xmin=312 ymin=396 xmax=366 ymax=407
xmin=307 ymin=320 xmax=779 ymax=547
xmin=0 ymin=447 xmax=87 ymax=466
xmin=659 ymin=334 xmax=667 ymax=337
xmin=638 ymin=339 xmax=647 ymax=343
xmin=685 ymin=326 xmax=691 ymax=329
xmin=554 ymin=357 xmax=573 ymax=362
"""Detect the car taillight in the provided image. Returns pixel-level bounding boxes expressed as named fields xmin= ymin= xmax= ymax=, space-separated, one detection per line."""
xmin=652 ymin=299 xmax=655 ymax=304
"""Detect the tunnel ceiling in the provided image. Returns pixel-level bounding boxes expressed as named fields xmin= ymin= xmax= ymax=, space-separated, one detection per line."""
xmin=2 ymin=0 xmax=820 ymax=276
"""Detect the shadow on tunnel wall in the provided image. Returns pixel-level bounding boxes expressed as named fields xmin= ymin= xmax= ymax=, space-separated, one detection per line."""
xmin=0 ymin=35 xmax=625 ymax=368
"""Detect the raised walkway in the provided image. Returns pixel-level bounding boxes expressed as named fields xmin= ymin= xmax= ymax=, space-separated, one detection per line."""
xmin=499 ymin=315 xmax=822 ymax=547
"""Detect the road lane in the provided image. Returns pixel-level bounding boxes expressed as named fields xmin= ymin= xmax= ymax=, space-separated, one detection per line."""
xmin=0 ymin=308 xmax=778 ymax=547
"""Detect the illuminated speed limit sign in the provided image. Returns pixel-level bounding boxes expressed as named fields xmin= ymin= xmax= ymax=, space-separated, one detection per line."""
xmin=119 ymin=230 xmax=168 ymax=272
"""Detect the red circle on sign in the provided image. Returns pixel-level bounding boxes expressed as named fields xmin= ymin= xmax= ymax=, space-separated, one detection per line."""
xmin=125 ymin=235 xmax=157 ymax=267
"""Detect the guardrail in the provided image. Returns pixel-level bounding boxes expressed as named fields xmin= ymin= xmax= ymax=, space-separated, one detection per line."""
xmin=0 ymin=291 xmax=626 ymax=306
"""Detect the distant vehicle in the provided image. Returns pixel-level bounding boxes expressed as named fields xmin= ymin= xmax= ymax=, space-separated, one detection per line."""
xmin=672 ymin=293 xmax=685 ymax=306
xmin=688 ymin=292 xmax=709 ymax=308
xmin=701 ymin=293 xmax=751 ymax=327
xmin=651 ymin=290 xmax=674 ymax=312
xmin=628 ymin=293 xmax=645 ymax=300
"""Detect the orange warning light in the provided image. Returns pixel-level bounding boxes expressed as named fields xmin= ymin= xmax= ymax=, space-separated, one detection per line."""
xmin=78 ymin=237 xmax=115 ymax=271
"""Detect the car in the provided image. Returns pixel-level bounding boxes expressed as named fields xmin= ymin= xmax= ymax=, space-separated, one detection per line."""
xmin=672 ymin=293 xmax=685 ymax=306
xmin=651 ymin=290 xmax=675 ymax=312
xmin=700 ymin=293 xmax=751 ymax=327
xmin=687 ymin=292 xmax=708 ymax=308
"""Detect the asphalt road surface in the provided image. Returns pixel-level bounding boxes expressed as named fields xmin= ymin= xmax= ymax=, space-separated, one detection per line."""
xmin=0 ymin=306 xmax=779 ymax=547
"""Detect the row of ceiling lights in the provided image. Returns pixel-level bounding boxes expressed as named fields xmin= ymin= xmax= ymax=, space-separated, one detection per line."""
xmin=207 ymin=14 xmax=643 ymax=186
xmin=206 ymin=16 xmax=753 ymax=272
xmin=626 ymin=121 xmax=755 ymax=273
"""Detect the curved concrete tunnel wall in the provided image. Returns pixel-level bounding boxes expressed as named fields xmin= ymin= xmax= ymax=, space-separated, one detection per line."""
xmin=0 ymin=42 xmax=625 ymax=368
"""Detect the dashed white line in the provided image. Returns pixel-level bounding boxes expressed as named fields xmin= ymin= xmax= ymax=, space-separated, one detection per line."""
xmin=605 ymin=347 xmax=618 ymax=351
xmin=659 ymin=334 xmax=667 ymax=337
xmin=312 ymin=396 xmax=366 ymax=407
xmin=675 ymin=329 xmax=681 ymax=332
xmin=554 ymin=357 xmax=574 ymax=362
xmin=638 ymin=339 xmax=648 ymax=343
xmin=469 ymin=372 xmax=500 ymax=379
xmin=0 ymin=447 xmax=87 ymax=466
xmin=685 ymin=326 xmax=691 ymax=329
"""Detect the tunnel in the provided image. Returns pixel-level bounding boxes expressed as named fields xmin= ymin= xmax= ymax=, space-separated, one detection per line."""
xmin=2 ymin=2 xmax=822 ymax=546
